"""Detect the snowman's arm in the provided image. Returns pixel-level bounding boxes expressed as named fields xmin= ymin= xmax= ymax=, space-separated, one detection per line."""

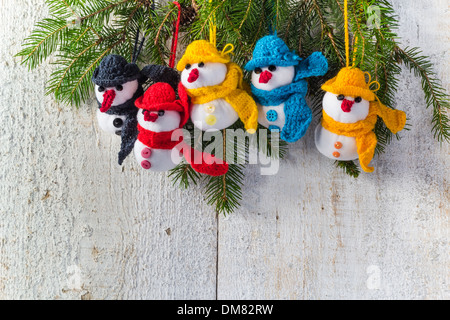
xmin=141 ymin=65 xmax=180 ymax=90
xmin=118 ymin=116 xmax=139 ymax=165
xmin=281 ymin=94 xmax=312 ymax=143
xmin=296 ymin=52 xmax=328 ymax=79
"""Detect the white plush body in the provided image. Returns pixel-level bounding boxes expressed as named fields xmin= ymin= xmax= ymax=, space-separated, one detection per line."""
xmin=96 ymin=110 xmax=127 ymax=135
xmin=315 ymin=92 xmax=370 ymax=161
xmin=257 ymin=104 xmax=286 ymax=130
xmin=133 ymin=140 xmax=181 ymax=172
xmin=94 ymin=80 xmax=139 ymax=134
xmin=190 ymin=99 xmax=238 ymax=131
xmin=134 ymin=109 xmax=183 ymax=172
xmin=251 ymin=65 xmax=295 ymax=130
xmin=181 ymin=62 xmax=238 ymax=131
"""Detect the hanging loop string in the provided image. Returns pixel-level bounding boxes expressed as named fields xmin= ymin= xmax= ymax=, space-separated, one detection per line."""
xmin=344 ymin=0 xmax=350 ymax=67
xmin=168 ymin=2 xmax=182 ymax=69
xmin=209 ymin=0 xmax=217 ymax=46
xmin=221 ymin=43 xmax=234 ymax=56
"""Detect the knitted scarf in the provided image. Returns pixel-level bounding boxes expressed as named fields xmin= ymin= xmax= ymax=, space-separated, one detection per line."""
xmin=186 ymin=63 xmax=258 ymax=132
xmin=137 ymin=124 xmax=183 ymax=150
xmin=321 ymin=101 xmax=406 ymax=172
xmin=250 ymin=80 xmax=308 ymax=106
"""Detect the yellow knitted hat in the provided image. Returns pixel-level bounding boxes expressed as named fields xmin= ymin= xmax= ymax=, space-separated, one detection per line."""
xmin=321 ymin=67 xmax=376 ymax=102
xmin=177 ymin=40 xmax=231 ymax=71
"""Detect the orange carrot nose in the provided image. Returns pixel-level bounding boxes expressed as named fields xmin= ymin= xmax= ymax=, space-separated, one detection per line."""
xmin=341 ymin=99 xmax=355 ymax=113
xmin=100 ymin=89 xmax=116 ymax=113
xmin=187 ymin=68 xmax=199 ymax=83
xmin=144 ymin=111 xmax=158 ymax=122
xmin=259 ymin=70 xmax=272 ymax=84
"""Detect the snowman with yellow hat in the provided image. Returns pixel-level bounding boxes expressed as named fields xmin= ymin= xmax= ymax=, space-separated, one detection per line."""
xmin=177 ymin=40 xmax=258 ymax=133
xmin=315 ymin=67 xmax=407 ymax=173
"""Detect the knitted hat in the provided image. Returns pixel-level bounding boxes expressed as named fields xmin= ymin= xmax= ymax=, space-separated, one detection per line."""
xmin=321 ymin=67 xmax=376 ymax=102
xmin=176 ymin=40 xmax=231 ymax=71
xmin=135 ymin=82 xmax=190 ymax=127
xmin=244 ymin=35 xmax=301 ymax=71
xmin=92 ymin=54 xmax=142 ymax=87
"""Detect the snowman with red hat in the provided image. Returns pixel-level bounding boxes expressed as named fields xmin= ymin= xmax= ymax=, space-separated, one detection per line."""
xmin=92 ymin=52 xmax=180 ymax=165
xmin=134 ymin=82 xmax=229 ymax=176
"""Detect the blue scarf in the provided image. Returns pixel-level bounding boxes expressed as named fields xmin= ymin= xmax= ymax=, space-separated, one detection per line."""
xmin=251 ymin=79 xmax=311 ymax=143
xmin=250 ymin=80 xmax=308 ymax=106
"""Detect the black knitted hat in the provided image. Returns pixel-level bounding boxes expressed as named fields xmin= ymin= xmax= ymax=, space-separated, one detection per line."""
xmin=92 ymin=54 xmax=142 ymax=87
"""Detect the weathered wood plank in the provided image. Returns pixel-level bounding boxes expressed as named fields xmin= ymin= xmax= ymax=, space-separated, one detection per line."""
xmin=216 ymin=0 xmax=449 ymax=300
xmin=0 ymin=0 xmax=448 ymax=300
xmin=0 ymin=0 xmax=217 ymax=300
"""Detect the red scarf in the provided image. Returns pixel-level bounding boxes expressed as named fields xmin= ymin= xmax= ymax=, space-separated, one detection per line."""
xmin=137 ymin=124 xmax=183 ymax=150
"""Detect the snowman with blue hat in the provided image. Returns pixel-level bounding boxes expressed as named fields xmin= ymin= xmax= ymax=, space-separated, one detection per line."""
xmin=245 ymin=34 xmax=328 ymax=142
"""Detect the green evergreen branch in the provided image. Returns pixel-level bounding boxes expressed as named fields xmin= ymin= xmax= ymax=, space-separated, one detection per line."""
xmin=394 ymin=46 xmax=450 ymax=142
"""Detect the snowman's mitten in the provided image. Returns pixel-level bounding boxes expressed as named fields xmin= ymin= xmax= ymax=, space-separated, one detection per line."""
xmin=118 ymin=116 xmax=139 ymax=165
xmin=281 ymin=94 xmax=312 ymax=143
xmin=296 ymin=52 xmax=328 ymax=80
xmin=141 ymin=65 xmax=180 ymax=90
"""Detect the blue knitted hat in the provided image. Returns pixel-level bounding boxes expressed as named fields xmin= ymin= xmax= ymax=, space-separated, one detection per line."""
xmin=245 ymin=35 xmax=302 ymax=71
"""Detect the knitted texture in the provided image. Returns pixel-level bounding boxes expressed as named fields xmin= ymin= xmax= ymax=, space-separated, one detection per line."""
xmin=246 ymin=34 xmax=328 ymax=142
xmin=176 ymin=40 xmax=231 ymax=71
xmin=176 ymin=141 xmax=229 ymax=177
xmin=135 ymin=82 xmax=229 ymax=176
xmin=321 ymin=67 xmax=376 ymax=102
xmin=141 ymin=64 xmax=180 ymax=90
xmin=137 ymin=124 xmax=182 ymax=149
xmin=244 ymin=35 xmax=301 ymax=70
xmin=321 ymin=101 xmax=406 ymax=172
xmin=92 ymin=54 xmax=142 ymax=87
xmin=185 ymin=63 xmax=258 ymax=132
xmin=135 ymin=82 xmax=190 ymax=128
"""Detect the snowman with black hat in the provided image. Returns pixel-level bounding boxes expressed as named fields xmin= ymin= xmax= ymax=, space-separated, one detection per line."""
xmin=92 ymin=35 xmax=180 ymax=165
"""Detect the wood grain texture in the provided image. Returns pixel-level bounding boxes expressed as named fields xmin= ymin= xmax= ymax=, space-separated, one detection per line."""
xmin=0 ymin=0 xmax=448 ymax=300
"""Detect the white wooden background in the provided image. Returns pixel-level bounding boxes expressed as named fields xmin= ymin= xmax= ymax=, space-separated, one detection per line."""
xmin=0 ymin=0 xmax=448 ymax=300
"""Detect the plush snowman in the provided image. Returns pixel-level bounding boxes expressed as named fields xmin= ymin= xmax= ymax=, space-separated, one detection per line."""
xmin=315 ymin=67 xmax=407 ymax=172
xmin=177 ymin=40 xmax=258 ymax=133
xmin=92 ymin=54 xmax=144 ymax=136
xmin=92 ymin=55 xmax=181 ymax=165
xmin=245 ymin=35 xmax=328 ymax=143
xmin=315 ymin=92 xmax=369 ymax=161
xmin=134 ymin=82 xmax=229 ymax=176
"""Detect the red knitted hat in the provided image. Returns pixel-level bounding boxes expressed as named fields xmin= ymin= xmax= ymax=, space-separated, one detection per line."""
xmin=135 ymin=82 xmax=190 ymax=127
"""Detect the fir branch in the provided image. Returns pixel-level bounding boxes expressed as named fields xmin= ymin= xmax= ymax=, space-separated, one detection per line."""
xmin=168 ymin=163 xmax=201 ymax=189
xmin=336 ymin=160 xmax=361 ymax=178
xmin=394 ymin=46 xmax=450 ymax=142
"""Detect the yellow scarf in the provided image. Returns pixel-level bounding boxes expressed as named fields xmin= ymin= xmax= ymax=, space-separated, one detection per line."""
xmin=186 ymin=63 xmax=258 ymax=133
xmin=322 ymin=101 xmax=406 ymax=172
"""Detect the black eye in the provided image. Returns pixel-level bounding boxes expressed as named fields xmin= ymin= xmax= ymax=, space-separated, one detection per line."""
xmin=254 ymin=67 xmax=262 ymax=74
xmin=355 ymin=97 xmax=362 ymax=103
xmin=337 ymin=94 xmax=345 ymax=101
xmin=98 ymin=86 xmax=105 ymax=92
xmin=198 ymin=62 xmax=205 ymax=68
xmin=115 ymin=85 xmax=123 ymax=91
xmin=185 ymin=64 xmax=191 ymax=70
xmin=113 ymin=118 xmax=123 ymax=128
xmin=158 ymin=110 xmax=165 ymax=116
xmin=268 ymin=65 xmax=277 ymax=72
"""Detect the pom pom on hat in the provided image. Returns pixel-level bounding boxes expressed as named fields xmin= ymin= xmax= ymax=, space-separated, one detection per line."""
xmin=321 ymin=67 xmax=376 ymax=102
xmin=176 ymin=40 xmax=231 ymax=71
xmin=92 ymin=54 xmax=141 ymax=87
xmin=244 ymin=35 xmax=301 ymax=71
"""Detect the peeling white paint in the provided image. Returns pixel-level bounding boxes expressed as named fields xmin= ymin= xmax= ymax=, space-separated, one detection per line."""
xmin=0 ymin=0 xmax=448 ymax=300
